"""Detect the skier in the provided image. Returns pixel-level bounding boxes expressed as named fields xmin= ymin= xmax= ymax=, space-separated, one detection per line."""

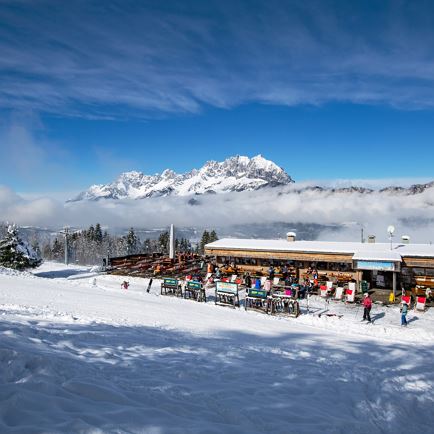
xmin=362 ymin=293 xmax=372 ymax=322
xmin=401 ymin=302 xmax=408 ymax=326
xmin=121 ymin=280 xmax=129 ymax=290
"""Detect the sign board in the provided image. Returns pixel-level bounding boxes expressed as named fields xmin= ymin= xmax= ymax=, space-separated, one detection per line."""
xmin=248 ymin=289 xmax=268 ymax=299
xmin=164 ymin=278 xmax=178 ymax=286
xmin=355 ymin=260 xmax=397 ymax=271
xmin=187 ymin=281 xmax=202 ymax=290
xmin=216 ymin=281 xmax=238 ymax=294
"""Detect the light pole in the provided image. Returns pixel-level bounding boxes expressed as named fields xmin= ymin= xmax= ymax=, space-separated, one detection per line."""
xmin=59 ymin=226 xmax=69 ymax=265
xmin=387 ymin=225 xmax=395 ymax=251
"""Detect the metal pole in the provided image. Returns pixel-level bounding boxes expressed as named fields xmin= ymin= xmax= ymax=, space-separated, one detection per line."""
xmin=169 ymin=224 xmax=175 ymax=259
xmin=392 ymin=272 xmax=397 ymax=297
xmin=64 ymin=226 xmax=69 ymax=265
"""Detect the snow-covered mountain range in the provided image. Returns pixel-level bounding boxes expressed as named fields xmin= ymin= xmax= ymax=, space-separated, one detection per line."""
xmin=68 ymin=155 xmax=293 ymax=201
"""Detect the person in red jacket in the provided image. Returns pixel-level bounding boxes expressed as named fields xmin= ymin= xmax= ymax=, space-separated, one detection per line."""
xmin=362 ymin=293 xmax=372 ymax=322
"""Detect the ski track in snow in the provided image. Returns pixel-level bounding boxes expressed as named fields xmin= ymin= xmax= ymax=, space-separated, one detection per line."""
xmin=1 ymin=262 xmax=434 ymax=433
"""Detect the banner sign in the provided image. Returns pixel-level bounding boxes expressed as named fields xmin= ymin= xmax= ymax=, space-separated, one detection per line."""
xmin=187 ymin=281 xmax=202 ymax=290
xmin=164 ymin=278 xmax=178 ymax=286
xmin=355 ymin=261 xmax=396 ymax=271
xmin=216 ymin=281 xmax=238 ymax=294
xmin=248 ymin=289 xmax=268 ymax=298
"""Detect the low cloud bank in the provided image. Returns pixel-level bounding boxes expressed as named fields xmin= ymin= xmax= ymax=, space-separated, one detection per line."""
xmin=2 ymin=185 xmax=434 ymax=243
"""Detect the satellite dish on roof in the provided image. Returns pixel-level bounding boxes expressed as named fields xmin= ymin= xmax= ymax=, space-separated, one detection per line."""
xmin=387 ymin=225 xmax=395 ymax=235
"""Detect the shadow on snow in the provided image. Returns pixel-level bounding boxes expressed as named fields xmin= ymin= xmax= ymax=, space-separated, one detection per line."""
xmin=0 ymin=314 xmax=433 ymax=434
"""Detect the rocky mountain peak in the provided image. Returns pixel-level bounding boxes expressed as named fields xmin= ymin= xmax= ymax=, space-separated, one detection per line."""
xmin=67 ymin=155 xmax=293 ymax=202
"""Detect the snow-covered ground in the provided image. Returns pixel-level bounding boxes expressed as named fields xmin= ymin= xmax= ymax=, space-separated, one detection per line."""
xmin=1 ymin=262 xmax=434 ymax=433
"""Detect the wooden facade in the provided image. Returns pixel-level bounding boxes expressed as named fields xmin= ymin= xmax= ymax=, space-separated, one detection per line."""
xmin=205 ymin=248 xmax=354 ymax=264
xmin=402 ymin=257 xmax=434 ymax=269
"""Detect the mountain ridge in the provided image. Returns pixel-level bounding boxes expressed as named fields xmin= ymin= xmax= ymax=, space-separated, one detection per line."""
xmin=68 ymin=154 xmax=434 ymax=203
xmin=68 ymin=155 xmax=293 ymax=202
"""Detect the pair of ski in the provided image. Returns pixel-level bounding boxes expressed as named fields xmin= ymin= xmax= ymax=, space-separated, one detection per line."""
xmin=146 ymin=278 xmax=153 ymax=293
xmin=318 ymin=312 xmax=343 ymax=319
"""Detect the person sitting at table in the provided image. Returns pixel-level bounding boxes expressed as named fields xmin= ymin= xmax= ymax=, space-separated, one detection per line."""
xmin=299 ymin=285 xmax=307 ymax=299
xmin=264 ymin=278 xmax=272 ymax=294
xmin=244 ymin=272 xmax=252 ymax=290
xmin=268 ymin=265 xmax=275 ymax=280
xmin=282 ymin=265 xmax=288 ymax=281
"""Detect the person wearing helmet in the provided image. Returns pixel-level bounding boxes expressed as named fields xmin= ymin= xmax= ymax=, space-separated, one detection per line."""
xmin=362 ymin=292 xmax=372 ymax=322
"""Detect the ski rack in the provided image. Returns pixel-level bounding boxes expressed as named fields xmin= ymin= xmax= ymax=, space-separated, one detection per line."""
xmin=184 ymin=281 xmax=207 ymax=303
xmin=215 ymin=281 xmax=240 ymax=308
xmin=245 ymin=288 xmax=269 ymax=313
xmin=160 ymin=278 xmax=183 ymax=297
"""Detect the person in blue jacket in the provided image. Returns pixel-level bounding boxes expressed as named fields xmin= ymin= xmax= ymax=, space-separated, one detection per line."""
xmin=401 ymin=302 xmax=408 ymax=326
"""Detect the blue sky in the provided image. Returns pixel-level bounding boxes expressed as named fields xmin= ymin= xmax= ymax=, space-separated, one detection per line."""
xmin=1 ymin=0 xmax=434 ymax=194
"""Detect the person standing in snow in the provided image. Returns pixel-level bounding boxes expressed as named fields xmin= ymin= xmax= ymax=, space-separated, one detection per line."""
xmin=362 ymin=293 xmax=372 ymax=322
xmin=401 ymin=302 xmax=408 ymax=326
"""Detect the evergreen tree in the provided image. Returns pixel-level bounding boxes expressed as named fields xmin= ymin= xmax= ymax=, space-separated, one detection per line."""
xmin=42 ymin=242 xmax=52 ymax=260
xmin=0 ymin=224 xmax=42 ymax=270
xmin=51 ymin=237 xmax=64 ymax=262
xmin=209 ymin=230 xmax=218 ymax=243
xmin=126 ymin=227 xmax=139 ymax=254
xmin=200 ymin=230 xmax=210 ymax=253
xmin=88 ymin=225 xmax=95 ymax=241
xmin=158 ymin=231 xmax=169 ymax=253
xmin=94 ymin=223 xmax=103 ymax=243
xmin=143 ymin=238 xmax=151 ymax=253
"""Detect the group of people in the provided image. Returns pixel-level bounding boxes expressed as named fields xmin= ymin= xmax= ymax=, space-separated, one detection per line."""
xmin=362 ymin=292 xmax=408 ymax=326
xmin=241 ymin=271 xmax=310 ymax=299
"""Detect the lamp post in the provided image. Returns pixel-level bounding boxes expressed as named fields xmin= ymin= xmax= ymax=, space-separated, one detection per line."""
xmin=387 ymin=225 xmax=395 ymax=251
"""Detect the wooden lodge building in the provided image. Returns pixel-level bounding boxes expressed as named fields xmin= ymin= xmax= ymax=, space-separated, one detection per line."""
xmin=204 ymin=233 xmax=434 ymax=294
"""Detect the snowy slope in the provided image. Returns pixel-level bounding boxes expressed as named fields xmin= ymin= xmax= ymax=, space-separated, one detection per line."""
xmin=68 ymin=155 xmax=293 ymax=201
xmin=1 ymin=262 xmax=434 ymax=433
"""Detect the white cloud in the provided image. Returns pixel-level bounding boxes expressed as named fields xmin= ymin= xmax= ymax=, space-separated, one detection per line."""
xmin=1 ymin=2 xmax=434 ymax=118
xmin=2 ymin=184 xmax=434 ymax=243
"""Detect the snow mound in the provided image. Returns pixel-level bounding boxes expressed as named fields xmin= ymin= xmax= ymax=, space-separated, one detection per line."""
xmin=0 ymin=266 xmax=36 ymax=279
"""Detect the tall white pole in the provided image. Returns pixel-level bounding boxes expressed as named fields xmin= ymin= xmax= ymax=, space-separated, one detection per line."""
xmin=64 ymin=226 xmax=69 ymax=265
xmin=169 ymin=224 xmax=175 ymax=259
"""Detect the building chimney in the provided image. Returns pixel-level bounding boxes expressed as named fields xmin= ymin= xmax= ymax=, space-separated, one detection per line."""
xmin=287 ymin=232 xmax=296 ymax=242
xmin=368 ymin=235 xmax=376 ymax=244
xmin=401 ymin=235 xmax=410 ymax=244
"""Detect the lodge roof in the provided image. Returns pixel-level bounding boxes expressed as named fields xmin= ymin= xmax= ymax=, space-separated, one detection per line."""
xmin=205 ymin=238 xmax=434 ymax=260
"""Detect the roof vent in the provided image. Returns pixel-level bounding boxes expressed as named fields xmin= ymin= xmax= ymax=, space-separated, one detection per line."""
xmin=287 ymin=232 xmax=296 ymax=242
xmin=368 ymin=235 xmax=376 ymax=244
xmin=402 ymin=235 xmax=410 ymax=244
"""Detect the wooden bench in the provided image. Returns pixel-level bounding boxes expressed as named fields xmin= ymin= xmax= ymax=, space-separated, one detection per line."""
xmin=245 ymin=288 xmax=269 ymax=313
xmin=160 ymin=278 xmax=183 ymax=297
xmin=215 ymin=281 xmax=239 ymax=308
xmin=184 ymin=281 xmax=206 ymax=302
